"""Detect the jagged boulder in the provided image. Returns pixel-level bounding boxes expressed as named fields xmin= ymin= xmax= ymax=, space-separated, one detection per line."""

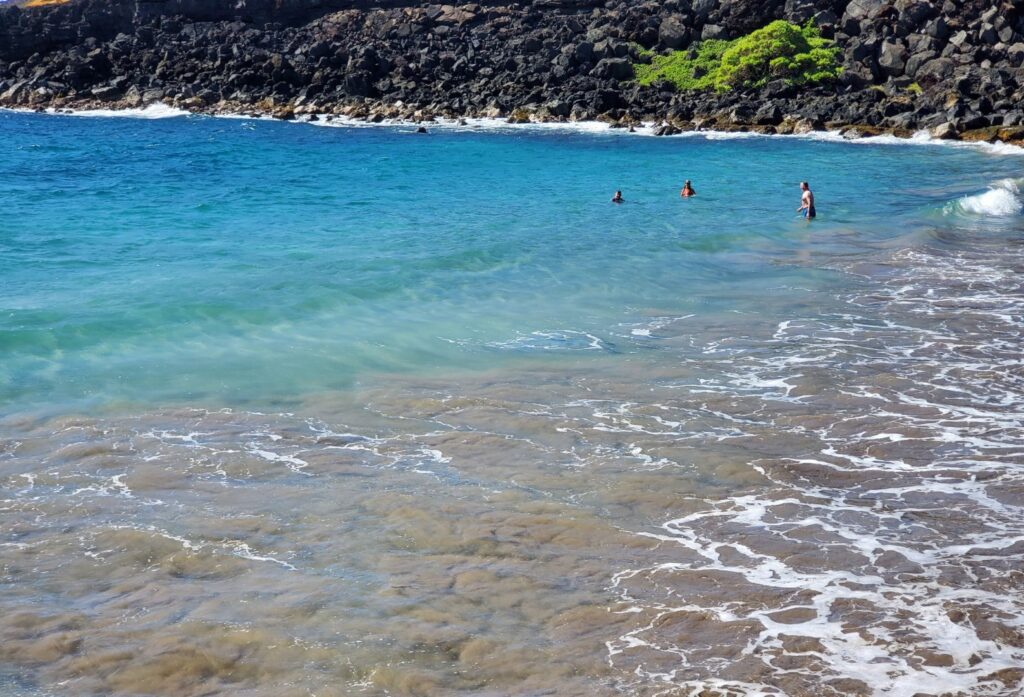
xmin=844 ymin=0 xmax=884 ymax=22
xmin=894 ymin=0 xmax=932 ymax=30
xmin=915 ymin=57 xmax=954 ymax=86
xmin=90 ymin=84 xmax=122 ymax=100
xmin=878 ymin=39 xmax=909 ymax=77
xmin=592 ymin=57 xmax=633 ymax=81
xmin=658 ymin=15 xmax=690 ymax=50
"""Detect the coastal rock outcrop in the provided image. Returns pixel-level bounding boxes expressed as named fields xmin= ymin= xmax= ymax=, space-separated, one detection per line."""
xmin=1 ymin=0 xmax=1022 ymax=143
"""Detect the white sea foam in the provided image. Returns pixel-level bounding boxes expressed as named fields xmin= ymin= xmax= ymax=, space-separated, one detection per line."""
xmin=618 ymin=314 xmax=694 ymax=340
xmin=603 ymin=240 xmax=1024 ymax=695
xmin=10 ymin=104 xmax=1024 ymax=156
xmin=247 ymin=444 xmax=312 ymax=476
xmin=44 ymin=103 xmax=190 ymax=119
xmin=487 ymin=329 xmax=611 ymax=352
xmin=305 ymin=113 xmax=622 ymax=135
xmin=305 ymin=114 xmax=1024 ymax=155
xmin=226 ymin=541 xmax=297 ymax=571
xmin=950 ymin=178 xmax=1024 ymax=217
xmin=105 ymin=524 xmax=298 ymax=570
xmin=70 ymin=472 xmax=134 ymax=498
xmin=730 ymin=127 xmax=1024 ymax=156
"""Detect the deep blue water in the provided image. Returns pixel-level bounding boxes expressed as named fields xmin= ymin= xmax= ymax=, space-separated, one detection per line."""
xmin=1 ymin=110 xmax=1021 ymax=412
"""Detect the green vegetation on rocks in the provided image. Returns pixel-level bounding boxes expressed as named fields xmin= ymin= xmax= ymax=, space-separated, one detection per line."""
xmin=632 ymin=40 xmax=730 ymax=91
xmin=633 ymin=20 xmax=841 ymax=92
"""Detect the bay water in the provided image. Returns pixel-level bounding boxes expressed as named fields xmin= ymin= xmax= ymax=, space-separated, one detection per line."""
xmin=2 ymin=109 xmax=1023 ymax=696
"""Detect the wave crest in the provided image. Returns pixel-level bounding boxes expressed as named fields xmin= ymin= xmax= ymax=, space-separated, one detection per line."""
xmin=947 ymin=178 xmax=1024 ymax=217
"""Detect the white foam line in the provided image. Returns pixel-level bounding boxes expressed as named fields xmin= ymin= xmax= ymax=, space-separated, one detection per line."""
xmin=11 ymin=105 xmax=1021 ymax=156
xmin=108 ymin=524 xmax=202 ymax=551
xmin=106 ymin=525 xmax=298 ymax=571
xmin=247 ymin=445 xmax=313 ymax=476
xmin=41 ymin=104 xmax=190 ymax=119
xmin=304 ymin=113 xmax=1024 ymax=155
xmin=70 ymin=473 xmax=134 ymax=498
xmin=227 ymin=541 xmax=297 ymax=571
xmin=145 ymin=429 xmax=211 ymax=444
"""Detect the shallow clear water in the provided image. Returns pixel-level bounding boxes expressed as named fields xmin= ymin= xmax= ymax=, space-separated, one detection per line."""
xmin=1 ymin=110 xmax=1023 ymax=696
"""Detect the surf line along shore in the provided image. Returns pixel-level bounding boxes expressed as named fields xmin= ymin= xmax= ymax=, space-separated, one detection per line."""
xmin=2 ymin=0 xmax=1024 ymax=147
xmin=12 ymin=103 xmax=1024 ymax=162
xmin=19 ymin=96 xmax=1024 ymax=149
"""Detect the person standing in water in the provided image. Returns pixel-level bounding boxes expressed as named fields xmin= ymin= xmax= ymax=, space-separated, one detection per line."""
xmin=680 ymin=180 xmax=696 ymax=198
xmin=798 ymin=181 xmax=816 ymax=219
xmin=611 ymin=190 xmax=624 ymax=203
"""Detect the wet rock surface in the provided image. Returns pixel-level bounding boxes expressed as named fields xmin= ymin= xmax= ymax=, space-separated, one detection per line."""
xmin=0 ymin=0 xmax=1022 ymax=143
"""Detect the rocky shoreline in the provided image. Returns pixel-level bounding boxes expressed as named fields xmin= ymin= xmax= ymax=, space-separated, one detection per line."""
xmin=2 ymin=0 xmax=1024 ymax=146
xmin=12 ymin=92 xmax=1024 ymax=149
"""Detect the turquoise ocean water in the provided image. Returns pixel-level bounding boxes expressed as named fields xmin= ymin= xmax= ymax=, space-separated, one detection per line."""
xmin=2 ymin=110 xmax=1019 ymax=412
xmin=2 ymin=109 xmax=1023 ymax=696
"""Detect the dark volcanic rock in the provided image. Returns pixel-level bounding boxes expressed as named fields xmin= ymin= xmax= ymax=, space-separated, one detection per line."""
xmin=878 ymin=39 xmax=908 ymax=77
xmin=658 ymin=15 xmax=691 ymax=50
xmin=90 ymin=84 xmax=122 ymax=101
xmin=0 ymin=0 xmax=1019 ymax=145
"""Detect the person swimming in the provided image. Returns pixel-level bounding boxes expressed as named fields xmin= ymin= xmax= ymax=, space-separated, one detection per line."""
xmin=611 ymin=190 xmax=624 ymax=203
xmin=680 ymin=180 xmax=696 ymax=198
xmin=798 ymin=181 xmax=816 ymax=219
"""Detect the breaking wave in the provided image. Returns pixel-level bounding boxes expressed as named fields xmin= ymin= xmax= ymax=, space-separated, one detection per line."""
xmin=947 ymin=178 xmax=1024 ymax=218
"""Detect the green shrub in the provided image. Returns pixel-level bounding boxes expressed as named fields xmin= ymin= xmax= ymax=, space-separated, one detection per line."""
xmin=631 ymin=20 xmax=842 ymax=92
xmin=633 ymin=40 xmax=730 ymax=91
xmin=716 ymin=20 xmax=841 ymax=88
